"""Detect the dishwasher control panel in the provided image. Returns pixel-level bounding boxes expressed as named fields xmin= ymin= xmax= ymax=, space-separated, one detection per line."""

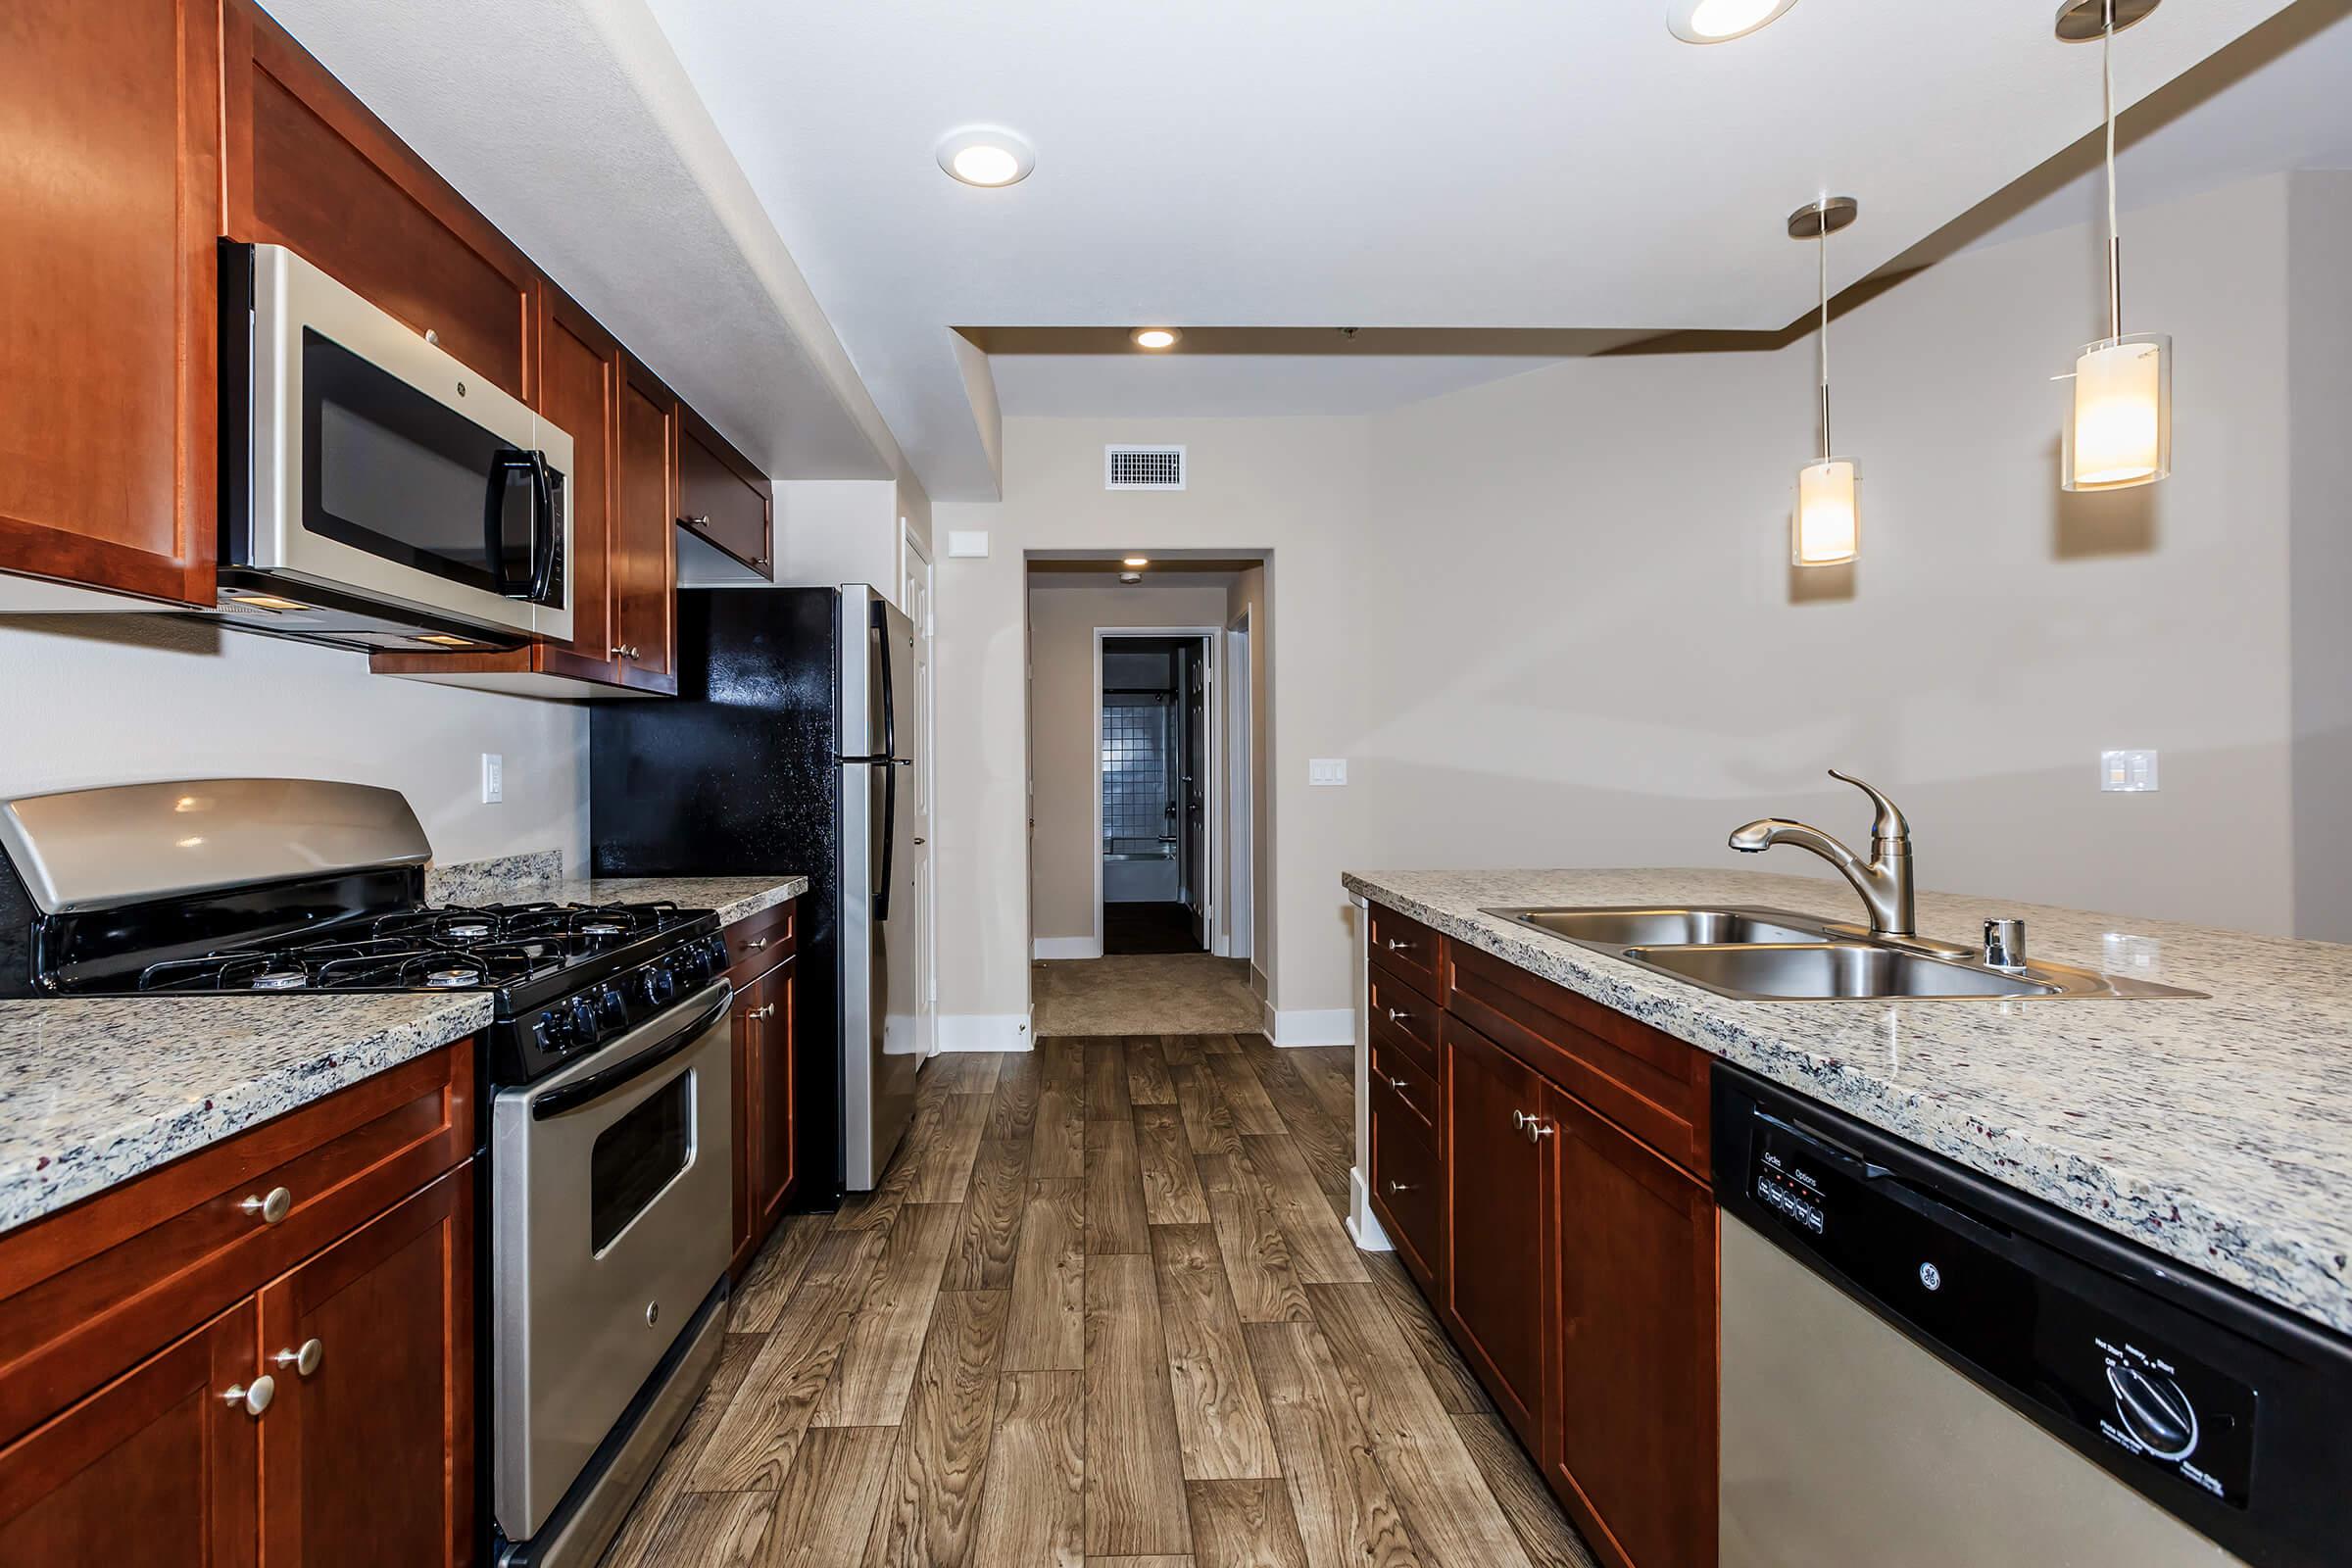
xmin=1740 ymin=1107 xmax=2260 ymax=1510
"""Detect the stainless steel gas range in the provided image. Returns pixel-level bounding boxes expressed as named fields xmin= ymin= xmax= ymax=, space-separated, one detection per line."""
xmin=0 ymin=777 xmax=732 ymax=1568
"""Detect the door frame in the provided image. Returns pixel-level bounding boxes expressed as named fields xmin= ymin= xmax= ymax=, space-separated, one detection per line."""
xmin=1093 ymin=626 xmax=1220 ymax=958
xmin=1223 ymin=609 xmax=1252 ymax=961
xmin=901 ymin=523 xmax=938 ymax=1059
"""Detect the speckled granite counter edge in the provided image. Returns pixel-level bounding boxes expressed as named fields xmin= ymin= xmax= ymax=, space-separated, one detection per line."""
xmin=706 ymin=878 xmax=808 ymax=924
xmin=0 ymin=995 xmax=491 ymax=1235
xmin=1343 ymin=871 xmax=2352 ymax=1338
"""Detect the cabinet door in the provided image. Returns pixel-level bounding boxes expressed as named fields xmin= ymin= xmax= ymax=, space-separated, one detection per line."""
xmin=0 ymin=0 xmax=220 ymax=605
xmin=221 ymin=0 xmax=535 ymax=400
xmin=753 ymin=956 xmax=798 ymax=1232
xmin=256 ymin=1164 xmax=474 ymax=1568
xmin=0 ymin=1300 xmax=258 ymax=1565
xmin=1547 ymin=1096 xmax=1718 ymax=1568
xmin=1441 ymin=1015 xmax=1552 ymax=1449
xmin=536 ymin=287 xmax=619 ymax=678
xmin=727 ymin=973 xmax=764 ymax=1280
xmin=613 ymin=358 xmax=680 ymax=691
xmin=676 ymin=410 xmax=772 ymax=576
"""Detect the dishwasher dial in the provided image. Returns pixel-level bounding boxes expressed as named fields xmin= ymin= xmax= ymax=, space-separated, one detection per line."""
xmin=2106 ymin=1362 xmax=2199 ymax=1460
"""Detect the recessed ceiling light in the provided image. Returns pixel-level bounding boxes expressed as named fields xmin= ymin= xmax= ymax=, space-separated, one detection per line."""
xmin=1668 ymin=0 xmax=1800 ymax=43
xmin=936 ymin=126 xmax=1034 ymax=187
xmin=1119 ymin=571 xmax=1143 ymax=584
xmin=1131 ymin=328 xmax=1181 ymax=351
xmin=1123 ymin=557 xmax=1151 ymax=567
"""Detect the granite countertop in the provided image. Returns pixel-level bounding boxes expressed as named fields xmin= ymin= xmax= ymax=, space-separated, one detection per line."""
xmin=426 ymin=856 xmax=808 ymax=927
xmin=1344 ymin=866 xmax=2352 ymax=1337
xmin=0 ymin=992 xmax=491 ymax=1235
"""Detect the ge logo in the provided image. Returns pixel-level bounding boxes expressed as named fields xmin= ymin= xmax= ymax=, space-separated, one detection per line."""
xmin=1919 ymin=1261 xmax=1942 ymax=1292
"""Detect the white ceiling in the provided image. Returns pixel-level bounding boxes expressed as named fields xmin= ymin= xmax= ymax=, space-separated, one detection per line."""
xmin=645 ymin=0 xmax=2295 ymax=499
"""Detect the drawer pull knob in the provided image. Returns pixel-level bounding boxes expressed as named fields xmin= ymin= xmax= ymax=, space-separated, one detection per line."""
xmin=744 ymin=937 xmax=769 ymax=951
xmin=274 ymin=1339 xmax=324 ymax=1377
xmin=1510 ymin=1109 xmax=1554 ymax=1144
xmin=223 ymin=1375 xmax=275 ymax=1416
xmin=752 ymin=1003 xmax=777 ymax=1018
xmin=240 ymin=1187 xmax=293 ymax=1225
xmin=683 ymin=514 xmax=712 ymax=528
xmin=1385 ymin=1075 xmax=1410 ymax=1092
xmin=1384 ymin=938 xmax=1410 ymax=952
xmin=1384 ymin=1179 xmax=1414 ymax=1196
xmin=1385 ymin=1007 xmax=1409 ymax=1024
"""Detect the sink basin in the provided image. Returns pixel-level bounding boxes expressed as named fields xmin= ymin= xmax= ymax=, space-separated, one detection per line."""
xmin=1620 ymin=943 xmax=2060 ymax=1001
xmin=1492 ymin=906 xmax=1827 ymax=947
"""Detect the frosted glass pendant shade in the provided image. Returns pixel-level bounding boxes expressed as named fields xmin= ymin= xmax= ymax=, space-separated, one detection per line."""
xmin=1793 ymin=458 xmax=1859 ymax=565
xmin=2064 ymin=333 xmax=2171 ymax=490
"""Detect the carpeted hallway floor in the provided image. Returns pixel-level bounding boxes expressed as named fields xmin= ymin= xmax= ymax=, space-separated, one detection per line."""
xmin=1032 ymin=954 xmax=1261 ymax=1036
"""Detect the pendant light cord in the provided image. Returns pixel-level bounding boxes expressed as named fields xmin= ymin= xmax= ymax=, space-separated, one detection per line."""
xmin=1818 ymin=215 xmax=1832 ymax=462
xmin=2104 ymin=0 xmax=2123 ymax=342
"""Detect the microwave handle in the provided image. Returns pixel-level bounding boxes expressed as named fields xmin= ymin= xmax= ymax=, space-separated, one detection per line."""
xmin=484 ymin=450 xmax=537 ymax=600
xmin=525 ymin=451 xmax=558 ymax=605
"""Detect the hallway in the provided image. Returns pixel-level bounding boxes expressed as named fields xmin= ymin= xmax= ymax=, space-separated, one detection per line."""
xmin=1031 ymin=956 xmax=1263 ymax=1037
xmin=597 ymin=1034 xmax=1595 ymax=1567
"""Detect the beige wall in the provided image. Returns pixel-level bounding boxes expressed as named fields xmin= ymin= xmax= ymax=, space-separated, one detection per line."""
xmin=2288 ymin=172 xmax=2352 ymax=942
xmin=0 ymin=615 xmax=587 ymax=873
xmin=936 ymin=172 xmax=2334 ymax=1040
xmin=1027 ymin=575 xmax=1237 ymax=949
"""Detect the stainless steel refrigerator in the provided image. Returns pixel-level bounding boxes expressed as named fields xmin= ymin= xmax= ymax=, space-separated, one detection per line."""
xmin=589 ymin=583 xmax=921 ymax=1199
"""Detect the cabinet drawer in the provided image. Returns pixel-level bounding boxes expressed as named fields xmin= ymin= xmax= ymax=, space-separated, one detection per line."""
xmin=1367 ymin=901 xmax=1445 ymax=998
xmin=1366 ymin=964 xmax=1440 ymax=1076
xmin=1368 ymin=1091 xmax=1442 ymax=1291
xmin=1449 ymin=943 xmax=1710 ymax=1181
xmin=0 ymin=1041 xmax=474 ymax=1444
xmin=677 ymin=412 xmax=771 ymax=575
xmin=723 ymin=899 xmax=797 ymax=988
xmin=1370 ymin=1028 xmax=1440 ymax=1141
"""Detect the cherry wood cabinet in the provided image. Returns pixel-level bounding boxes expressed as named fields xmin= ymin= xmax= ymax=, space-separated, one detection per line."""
xmin=0 ymin=1043 xmax=478 ymax=1565
xmin=613 ymin=356 xmax=682 ymax=687
xmin=220 ymin=0 xmax=534 ymax=401
xmin=724 ymin=900 xmax=800 ymax=1279
xmin=0 ymin=0 xmax=221 ymax=606
xmin=677 ymin=407 xmax=774 ymax=578
xmin=1363 ymin=898 xmax=1721 ymax=1568
xmin=0 ymin=1302 xmax=258 ymax=1565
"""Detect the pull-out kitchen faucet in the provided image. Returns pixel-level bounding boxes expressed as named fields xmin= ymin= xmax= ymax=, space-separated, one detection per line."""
xmin=1730 ymin=770 xmax=1923 ymax=941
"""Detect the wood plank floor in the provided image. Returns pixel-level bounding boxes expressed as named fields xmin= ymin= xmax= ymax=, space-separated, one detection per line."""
xmin=599 ymin=1035 xmax=1598 ymax=1568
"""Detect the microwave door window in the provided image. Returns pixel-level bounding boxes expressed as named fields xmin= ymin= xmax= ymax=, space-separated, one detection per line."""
xmin=302 ymin=328 xmax=533 ymax=593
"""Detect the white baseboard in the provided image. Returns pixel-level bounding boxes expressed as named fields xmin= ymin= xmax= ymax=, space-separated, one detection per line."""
xmin=1347 ymin=1166 xmax=1394 ymax=1251
xmin=1032 ymin=936 xmax=1102 ymax=961
xmin=937 ymin=1012 xmax=1034 ymax=1053
xmin=1267 ymin=1006 xmax=1355 ymax=1048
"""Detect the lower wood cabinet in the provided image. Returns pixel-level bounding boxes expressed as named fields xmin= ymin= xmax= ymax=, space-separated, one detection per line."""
xmin=1369 ymin=907 xmax=1721 ymax=1568
xmin=724 ymin=899 xmax=800 ymax=1278
xmin=0 ymin=1043 xmax=477 ymax=1565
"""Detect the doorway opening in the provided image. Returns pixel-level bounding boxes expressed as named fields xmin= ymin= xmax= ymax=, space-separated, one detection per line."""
xmin=1099 ymin=633 xmax=1213 ymax=955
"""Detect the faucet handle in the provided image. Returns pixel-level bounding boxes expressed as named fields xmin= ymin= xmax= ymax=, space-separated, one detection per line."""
xmin=1827 ymin=769 xmax=1910 ymax=844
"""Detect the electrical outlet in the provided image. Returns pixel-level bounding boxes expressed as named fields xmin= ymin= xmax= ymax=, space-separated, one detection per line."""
xmin=481 ymin=753 xmax=504 ymax=804
xmin=1308 ymin=759 xmax=1348 ymax=786
xmin=2099 ymin=750 xmax=2158 ymax=792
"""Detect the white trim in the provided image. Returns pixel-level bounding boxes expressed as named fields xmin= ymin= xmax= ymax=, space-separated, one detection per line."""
xmin=1348 ymin=1167 xmax=1395 ymax=1252
xmin=1032 ymin=935 xmax=1102 ymax=961
xmin=902 ymin=523 xmax=939 ymax=1060
xmin=938 ymin=1011 xmax=1033 ymax=1053
xmin=1094 ymin=626 xmax=1220 ymax=956
xmin=1224 ymin=609 xmax=1253 ymax=963
xmin=1267 ymin=1006 xmax=1355 ymax=1048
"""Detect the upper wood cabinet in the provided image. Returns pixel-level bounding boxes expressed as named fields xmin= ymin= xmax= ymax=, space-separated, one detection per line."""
xmin=678 ymin=408 xmax=774 ymax=578
xmin=0 ymin=0 xmax=221 ymax=606
xmin=220 ymin=0 xmax=534 ymax=401
xmin=614 ymin=356 xmax=681 ymax=688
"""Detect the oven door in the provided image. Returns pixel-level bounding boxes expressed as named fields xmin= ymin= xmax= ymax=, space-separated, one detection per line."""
xmin=239 ymin=243 xmax=573 ymax=642
xmin=492 ymin=982 xmax=731 ymax=1542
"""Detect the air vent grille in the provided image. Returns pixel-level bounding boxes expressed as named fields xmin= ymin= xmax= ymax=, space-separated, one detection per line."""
xmin=1105 ymin=445 xmax=1186 ymax=490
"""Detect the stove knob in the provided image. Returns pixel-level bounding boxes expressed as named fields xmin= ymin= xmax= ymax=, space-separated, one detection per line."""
xmin=595 ymin=986 xmax=627 ymax=1029
xmin=705 ymin=935 xmax=730 ymax=969
xmin=642 ymin=964 xmax=677 ymax=1005
xmin=2106 ymin=1363 xmax=2199 ymax=1460
xmin=567 ymin=995 xmax=600 ymax=1043
xmin=534 ymin=1010 xmax=568 ymax=1052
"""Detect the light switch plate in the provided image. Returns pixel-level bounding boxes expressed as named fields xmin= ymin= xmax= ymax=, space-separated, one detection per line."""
xmin=481 ymin=753 xmax=504 ymax=804
xmin=2099 ymin=750 xmax=2158 ymax=792
xmin=1308 ymin=759 xmax=1348 ymax=786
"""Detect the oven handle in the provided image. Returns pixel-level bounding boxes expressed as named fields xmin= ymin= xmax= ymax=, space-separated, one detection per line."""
xmin=530 ymin=983 xmax=732 ymax=1121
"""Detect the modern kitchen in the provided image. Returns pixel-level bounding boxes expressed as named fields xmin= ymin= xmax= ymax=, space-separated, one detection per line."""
xmin=4 ymin=2 xmax=2350 ymax=1566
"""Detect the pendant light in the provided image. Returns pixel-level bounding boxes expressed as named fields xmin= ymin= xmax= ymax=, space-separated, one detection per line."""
xmin=2058 ymin=0 xmax=2170 ymax=491
xmin=1789 ymin=196 xmax=1860 ymax=567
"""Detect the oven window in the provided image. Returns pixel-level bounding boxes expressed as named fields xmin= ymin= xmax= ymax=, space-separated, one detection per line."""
xmin=301 ymin=327 xmax=535 ymax=595
xmin=589 ymin=1071 xmax=694 ymax=1253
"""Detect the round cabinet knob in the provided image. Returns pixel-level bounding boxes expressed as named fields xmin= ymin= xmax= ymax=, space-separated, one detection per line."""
xmin=223 ymin=1375 xmax=275 ymax=1415
xmin=1385 ymin=1007 xmax=1409 ymax=1024
xmin=2106 ymin=1363 xmax=2199 ymax=1459
xmin=1384 ymin=1179 xmax=1413 ymax=1196
xmin=239 ymin=1186 xmax=294 ymax=1225
xmin=274 ymin=1338 xmax=324 ymax=1377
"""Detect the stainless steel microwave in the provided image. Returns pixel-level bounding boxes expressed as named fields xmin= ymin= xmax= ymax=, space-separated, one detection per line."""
xmin=216 ymin=242 xmax=572 ymax=649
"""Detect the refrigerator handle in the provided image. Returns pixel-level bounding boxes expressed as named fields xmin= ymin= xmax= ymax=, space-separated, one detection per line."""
xmin=876 ymin=756 xmax=897 ymax=922
xmin=872 ymin=597 xmax=897 ymax=763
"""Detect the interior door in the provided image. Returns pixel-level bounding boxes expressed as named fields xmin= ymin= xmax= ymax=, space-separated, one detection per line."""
xmin=900 ymin=539 xmax=938 ymax=1058
xmin=1182 ymin=640 xmax=1210 ymax=949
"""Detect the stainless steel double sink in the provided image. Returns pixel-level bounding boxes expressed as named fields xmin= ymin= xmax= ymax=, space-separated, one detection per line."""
xmin=1481 ymin=906 xmax=2204 ymax=1002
